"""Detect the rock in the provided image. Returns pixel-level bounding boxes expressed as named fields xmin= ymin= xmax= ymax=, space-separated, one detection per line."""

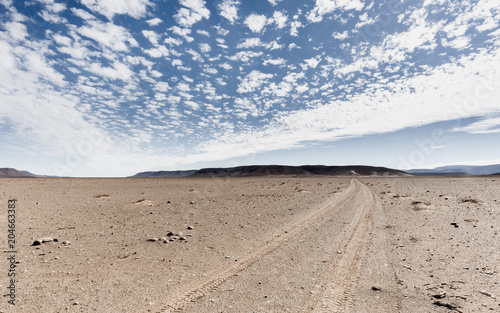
xmin=371 ymin=286 xmax=382 ymax=291
xmin=62 ymin=240 xmax=71 ymax=246
xmin=187 ymin=226 xmax=194 ymax=230
xmin=160 ymin=237 xmax=168 ymax=242
xmin=53 ymin=238 xmax=59 ymax=242
xmin=189 ymin=201 xmax=194 ymax=204
xmin=451 ymin=222 xmax=459 ymax=228
xmin=170 ymin=236 xmax=179 ymax=241
xmin=179 ymin=236 xmax=187 ymax=241
xmin=147 ymin=238 xmax=158 ymax=242
xmin=32 ymin=240 xmax=42 ymax=246
xmin=432 ymin=292 xmax=446 ymax=299
xmin=178 ymin=232 xmax=183 ymax=236
xmin=41 ymin=237 xmax=53 ymax=243
xmin=166 ymin=231 xmax=174 ymax=236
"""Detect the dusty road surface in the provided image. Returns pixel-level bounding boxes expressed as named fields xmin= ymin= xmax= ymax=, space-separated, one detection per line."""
xmin=0 ymin=177 xmax=498 ymax=312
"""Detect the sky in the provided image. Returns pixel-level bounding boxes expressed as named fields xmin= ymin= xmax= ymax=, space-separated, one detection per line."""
xmin=0 ymin=0 xmax=499 ymax=177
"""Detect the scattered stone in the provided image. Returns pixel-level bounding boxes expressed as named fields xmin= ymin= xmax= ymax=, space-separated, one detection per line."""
xmin=178 ymin=232 xmax=183 ymax=236
xmin=147 ymin=238 xmax=158 ymax=242
xmin=432 ymin=292 xmax=446 ymax=299
xmin=167 ymin=200 xmax=171 ymax=203
xmin=32 ymin=240 xmax=42 ymax=246
xmin=179 ymin=236 xmax=187 ymax=241
xmin=41 ymin=237 xmax=54 ymax=243
xmin=170 ymin=236 xmax=179 ymax=241
xmin=337 ymin=251 xmax=342 ymax=254
xmin=62 ymin=240 xmax=71 ymax=246
xmin=479 ymin=290 xmax=494 ymax=298
xmin=189 ymin=201 xmax=195 ymax=204
xmin=371 ymin=285 xmax=382 ymax=291
xmin=187 ymin=226 xmax=194 ymax=230
xmin=451 ymin=222 xmax=459 ymax=228
xmin=53 ymin=238 xmax=59 ymax=242
xmin=160 ymin=237 xmax=168 ymax=243
xmin=432 ymin=300 xmax=462 ymax=311
xmin=167 ymin=231 xmax=174 ymax=236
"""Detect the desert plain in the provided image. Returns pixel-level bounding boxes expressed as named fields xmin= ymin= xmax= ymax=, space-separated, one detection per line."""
xmin=0 ymin=176 xmax=498 ymax=312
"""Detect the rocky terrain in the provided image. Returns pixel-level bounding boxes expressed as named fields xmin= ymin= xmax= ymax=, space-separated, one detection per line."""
xmin=0 ymin=176 xmax=498 ymax=312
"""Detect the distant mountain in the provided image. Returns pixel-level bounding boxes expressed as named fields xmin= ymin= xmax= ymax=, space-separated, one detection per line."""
xmin=408 ymin=164 xmax=500 ymax=176
xmin=188 ymin=165 xmax=409 ymax=177
xmin=131 ymin=170 xmax=198 ymax=178
xmin=0 ymin=168 xmax=36 ymax=177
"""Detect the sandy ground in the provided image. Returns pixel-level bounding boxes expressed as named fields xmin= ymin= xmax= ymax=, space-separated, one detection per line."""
xmin=0 ymin=176 xmax=498 ymax=312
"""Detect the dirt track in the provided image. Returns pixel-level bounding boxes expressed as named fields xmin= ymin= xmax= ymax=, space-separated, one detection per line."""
xmin=0 ymin=177 xmax=498 ymax=312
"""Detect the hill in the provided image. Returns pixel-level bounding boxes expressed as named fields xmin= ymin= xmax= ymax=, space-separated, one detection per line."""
xmin=188 ymin=165 xmax=409 ymax=177
xmin=408 ymin=164 xmax=500 ymax=176
xmin=131 ymin=170 xmax=197 ymax=178
xmin=0 ymin=168 xmax=36 ymax=177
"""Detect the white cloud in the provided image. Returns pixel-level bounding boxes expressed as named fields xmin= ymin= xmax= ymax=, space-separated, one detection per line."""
xmin=192 ymin=47 xmax=500 ymax=166
xmin=199 ymin=42 xmax=211 ymax=53
xmin=236 ymin=37 xmax=262 ymax=49
xmin=263 ymin=57 xmax=285 ymax=66
xmin=70 ymin=8 xmax=96 ymax=21
xmin=244 ymin=14 xmax=268 ymax=33
xmin=39 ymin=10 xmax=68 ymax=23
xmin=290 ymin=20 xmax=303 ymax=36
xmin=186 ymin=48 xmax=204 ymax=62
xmin=142 ymin=30 xmax=160 ymax=45
xmin=268 ymin=0 xmax=282 ymax=6
xmin=197 ymin=29 xmax=210 ymax=37
xmin=307 ymin=0 xmax=364 ymax=23
xmin=227 ymin=50 xmax=263 ymax=63
xmin=80 ymin=0 xmax=153 ymax=20
xmin=185 ymin=100 xmax=200 ymax=110
xmin=89 ymin=61 xmax=134 ymax=81
xmin=76 ymin=20 xmax=138 ymax=52
xmin=3 ymin=21 xmax=28 ymax=42
xmin=237 ymin=70 xmax=273 ymax=93
xmin=218 ymin=0 xmax=240 ymax=24
xmin=169 ymin=26 xmax=194 ymax=42
xmin=303 ymin=55 xmax=322 ymax=69
xmin=214 ymin=25 xmax=230 ymax=36
xmin=441 ymin=36 xmax=470 ymax=50
xmin=146 ymin=17 xmax=162 ymax=26
xmin=219 ymin=62 xmax=232 ymax=70
xmin=452 ymin=116 xmax=500 ymax=134
xmin=270 ymin=11 xmax=287 ymax=29
xmin=174 ymin=0 xmax=210 ymax=27
xmin=143 ymin=46 xmax=169 ymax=58
xmin=332 ymin=31 xmax=348 ymax=40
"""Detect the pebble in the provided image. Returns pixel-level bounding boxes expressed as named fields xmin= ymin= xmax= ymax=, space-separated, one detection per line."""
xmin=187 ymin=226 xmax=194 ymax=230
xmin=179 ymin=237 xmax=187 ymax=241
xmin=160 ymin=237 xmax=168 ymax=243
xmin=371 ymin=286 xmax=382 ymax=291
xmin=147 ymin=238 xmax=158 ymax=242
xmin=62 ymin=240 xmax=71 ymax=246
xmin=32 ymin=240 xmax=42 ymax=246
xmin=41 ymin=237 xmax=53 ymax=243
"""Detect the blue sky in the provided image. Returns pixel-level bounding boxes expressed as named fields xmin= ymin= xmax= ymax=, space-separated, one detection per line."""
xmin=0 ymin=0 xmax=499 ymax=177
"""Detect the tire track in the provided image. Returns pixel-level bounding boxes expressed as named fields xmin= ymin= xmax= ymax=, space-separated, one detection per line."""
xmin=136 ymin=180 xmax=358 ymax=313
xmin=301 ymin=180 xmax=374 ymax=312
